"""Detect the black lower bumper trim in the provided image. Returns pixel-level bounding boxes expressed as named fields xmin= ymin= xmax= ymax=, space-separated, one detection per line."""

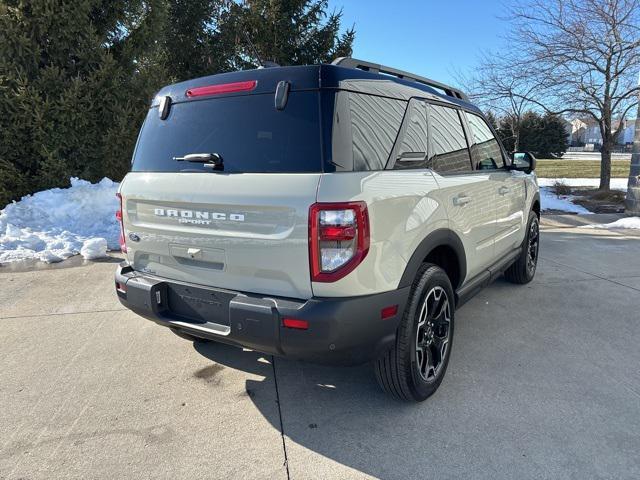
xmin=115 ymin=263 xmax=410 ymax=365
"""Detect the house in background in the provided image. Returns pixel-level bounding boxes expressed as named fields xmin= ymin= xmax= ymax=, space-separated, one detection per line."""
xmin=619 ymin=118 xmax=636 ymax=144
xmin=568 ymin=117 xmax=636 ymax=150
xmin=568 ymin=118 xmax=588 ymax=146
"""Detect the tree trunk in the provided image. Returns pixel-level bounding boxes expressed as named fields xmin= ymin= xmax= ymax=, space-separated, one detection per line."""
xmin=599 ymin=143 xmax=612 ymax=191
xmin=625 ymin=113 xmax=640 ymax=214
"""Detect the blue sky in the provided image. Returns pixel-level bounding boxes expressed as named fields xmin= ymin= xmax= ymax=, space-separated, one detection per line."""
xmin=328 ymin=0 xmax=510 ymax=87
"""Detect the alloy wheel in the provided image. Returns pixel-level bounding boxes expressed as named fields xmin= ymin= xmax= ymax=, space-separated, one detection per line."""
xmin=527 ymin=218 xmax=539 ymax=274
xmin=415 ymin=286 xmax=451 ymax=382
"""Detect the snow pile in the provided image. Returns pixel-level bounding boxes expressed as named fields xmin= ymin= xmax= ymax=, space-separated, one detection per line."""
xmin=80 ymin=237 xmax=109 ymax=260
xmin=0 ymin=178 xmax=120 ymax=263
xmin=583 ymin=217 xmax=640 ymax=230
xmin=540 ymin=187 xmax=590 ymax=214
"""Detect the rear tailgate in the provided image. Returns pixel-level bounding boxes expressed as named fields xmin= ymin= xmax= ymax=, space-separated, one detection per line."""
xmin=120 ymin=79 xmax=324 ymax=300
xmin=120 ymin=172 xmax=320 ymax=299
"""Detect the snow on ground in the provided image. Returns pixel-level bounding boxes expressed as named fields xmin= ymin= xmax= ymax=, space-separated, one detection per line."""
xmin=539 ymin=187 xmax=590 ymax=214
xmin=538 ymin=178 xmax=629 ymax=190
xmin=0 ymin=178 xmax=120 ymax=263
xmin=582 ymin=217 xmax=640 ymax=230
xmin=538 ymin=177 xmax=630 ymax=214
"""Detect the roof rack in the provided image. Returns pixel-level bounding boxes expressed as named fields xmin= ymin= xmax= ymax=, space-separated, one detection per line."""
xmin=331 ymin=57 xmax=468 ymax=101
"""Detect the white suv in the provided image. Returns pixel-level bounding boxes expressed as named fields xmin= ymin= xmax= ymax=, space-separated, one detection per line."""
xmin=115 ymin=58 xmax=540 ymax=401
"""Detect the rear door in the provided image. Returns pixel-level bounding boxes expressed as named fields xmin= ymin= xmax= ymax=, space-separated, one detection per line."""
xmin=464 ymin=112 xmax=526 ymax=258
xmin=119 ymin=90 xmax=323 ymax=299
xmin=426 ymin=104 xmax=497 ymax=281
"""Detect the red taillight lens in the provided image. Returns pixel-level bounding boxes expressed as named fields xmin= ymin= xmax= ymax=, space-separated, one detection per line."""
xmin=116 ymin=192 xmax=127 ymax=253
xmin=309 ymin=202 xmax=370 ymax=282
xmin=283 ymin=318 xmax=309 ymax=330
xmin=186 ymin=80 xmax=257 ymax=98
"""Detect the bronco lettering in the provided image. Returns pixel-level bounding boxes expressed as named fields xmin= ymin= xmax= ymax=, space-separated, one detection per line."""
xmin=154 ymin=208 xmax=245 ymax=223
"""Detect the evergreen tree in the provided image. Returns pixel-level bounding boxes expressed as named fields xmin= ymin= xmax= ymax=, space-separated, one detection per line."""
xmin=494 ymin=111 xmax=568 ymax=157
xmin=496 ymin=115 xmax=518 ymax=152
xmin=0 ymin=0 xmax=167 ymax=206
xmin=518 ymin=112 xmax=545 ymax=154
xmin=163 ymin=0 xmax=226 ymax=82
xmin=218 ymin=0 xmax=355 ymax=70
xmin=539 ymin=113 xmax=569 ymax=158
xmin=485 ymin=111 xmax=499 ymax=132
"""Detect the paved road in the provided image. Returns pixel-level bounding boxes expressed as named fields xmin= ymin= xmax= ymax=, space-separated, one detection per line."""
xmin=1 ymin=214 xmax=639 ymax=479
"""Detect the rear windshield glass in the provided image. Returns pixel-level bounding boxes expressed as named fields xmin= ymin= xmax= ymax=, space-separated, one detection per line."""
xmin=132 ymin=91 xmax=322 ymax=173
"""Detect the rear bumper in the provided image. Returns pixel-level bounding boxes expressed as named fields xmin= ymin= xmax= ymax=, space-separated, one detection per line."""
xmin=115 ymin=263 xmax=409 ymax=365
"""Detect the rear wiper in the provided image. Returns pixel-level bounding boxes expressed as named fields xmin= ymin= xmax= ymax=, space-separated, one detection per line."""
xmin=173 ymin=153 xmax=223 ymax=170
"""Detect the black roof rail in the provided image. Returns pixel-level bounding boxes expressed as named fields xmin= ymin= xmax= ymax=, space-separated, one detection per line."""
xmin=331 ymin=57 xmax=468 ymax=102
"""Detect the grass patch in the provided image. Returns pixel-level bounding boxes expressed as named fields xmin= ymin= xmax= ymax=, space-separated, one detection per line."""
xmin=536 ymin=159 xmax=630 ymax=178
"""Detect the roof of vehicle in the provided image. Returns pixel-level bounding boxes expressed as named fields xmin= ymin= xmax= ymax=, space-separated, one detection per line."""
xmin=152 ymin=59 xmax=480 ymax=114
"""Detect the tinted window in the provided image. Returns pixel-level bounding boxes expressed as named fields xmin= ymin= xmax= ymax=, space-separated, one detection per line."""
xmin=428 ymin=105 xmax=472 ymax=173
xmin=391 ymin=99 xmax=428 ymax=169
xmin=465 ymin=112 xmax=505 ymax=170
xmin=331 ymin=91 xmax=406 ymax=171
xmin=132 ymin=92 xmax=322 ymax=173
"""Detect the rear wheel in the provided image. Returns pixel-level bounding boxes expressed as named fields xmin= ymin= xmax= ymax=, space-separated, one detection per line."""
xmin=374 ymin=263 xmax=455 ymax=402
xmin=504 ymin=210 xmax=539 ymax=284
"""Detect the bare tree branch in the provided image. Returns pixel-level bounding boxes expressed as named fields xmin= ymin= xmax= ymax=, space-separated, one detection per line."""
xmin=467 ymin=0 xmax=640 ymax=190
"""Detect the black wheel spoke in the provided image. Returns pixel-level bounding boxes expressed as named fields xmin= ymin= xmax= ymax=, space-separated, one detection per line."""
xmin=415 ymin=286 xmax=451 ymax=383
xmin=427 ymin=291 xmax=445 ymax=319
xmin=526 ymin=219 xmax=539 ymax=272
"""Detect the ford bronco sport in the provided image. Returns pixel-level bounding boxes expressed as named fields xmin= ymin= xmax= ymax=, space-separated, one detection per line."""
xmin=115 ymin=58 xmax=540 ymax=402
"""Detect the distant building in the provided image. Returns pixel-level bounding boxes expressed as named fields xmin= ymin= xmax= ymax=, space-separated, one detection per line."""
xmin=568 ymin=118 xmax=587 ymax=146
xmin=619 ymin=118 xmax=636 ymax=144
xmin=568 ymin=117 xmax=636 ymax=148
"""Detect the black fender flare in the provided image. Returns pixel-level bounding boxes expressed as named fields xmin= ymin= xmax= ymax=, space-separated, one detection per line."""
xmin=398 ymin=229 xmax=467 ymax=289
xmin=531 ymin=191 xmax=541 ymax=216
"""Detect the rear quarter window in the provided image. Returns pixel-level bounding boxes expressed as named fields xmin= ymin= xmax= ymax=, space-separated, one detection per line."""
xmin=330 ymin=91 xmax=406 ymax=171
xmin=132 ymin=91 xmax=322 ymax=173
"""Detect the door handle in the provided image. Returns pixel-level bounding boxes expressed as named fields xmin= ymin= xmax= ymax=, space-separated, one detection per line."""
xmin=453 ymin=195 xmax=472 ymax=206
xmin=499 ymin=186 xmax=510 ymax=195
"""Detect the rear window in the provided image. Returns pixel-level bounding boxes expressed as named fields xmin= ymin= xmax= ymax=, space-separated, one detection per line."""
xmin=132 ymin=91 xmax=322 ymax=173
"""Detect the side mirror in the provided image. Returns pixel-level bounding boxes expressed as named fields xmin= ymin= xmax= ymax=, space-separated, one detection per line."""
xmin=511 ymin=151 xmax=536 ymax=173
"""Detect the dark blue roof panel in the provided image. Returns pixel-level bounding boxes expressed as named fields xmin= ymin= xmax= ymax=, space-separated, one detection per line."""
xmin=152 ymin=63 xmax=478 ymax=112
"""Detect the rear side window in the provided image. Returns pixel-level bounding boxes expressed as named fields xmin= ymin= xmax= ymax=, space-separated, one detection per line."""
xmin=132 ymin=91 xmax=322 ymax=173
xmin=331 ymin=92 xmax=406 ymax=171
xmin=391 ymin=99 xmax=428 ymax=170
xmin=428 ymin=105 xmax=472 ymax=173
xmin=465 ymin=112 xmax=505 ymax=170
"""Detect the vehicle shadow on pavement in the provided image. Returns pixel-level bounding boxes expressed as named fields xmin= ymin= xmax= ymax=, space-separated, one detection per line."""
xmin=192 ymin=337 xmax=466 ymax=479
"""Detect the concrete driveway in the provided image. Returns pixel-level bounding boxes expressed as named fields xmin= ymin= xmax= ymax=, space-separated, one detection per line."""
xmin=1 ymin=214 xmax=639 ymax=479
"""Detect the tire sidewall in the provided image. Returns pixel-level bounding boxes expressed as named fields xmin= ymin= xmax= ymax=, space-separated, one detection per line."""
xmin=405 ymin=267 xmax=455 ymax=400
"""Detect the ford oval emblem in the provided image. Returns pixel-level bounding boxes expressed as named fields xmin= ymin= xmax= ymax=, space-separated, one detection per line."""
xmin=129 ymin=233 xmax=141 ymax=242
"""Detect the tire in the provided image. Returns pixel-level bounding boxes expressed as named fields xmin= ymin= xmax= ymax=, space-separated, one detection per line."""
xmin=170 ymin=327 xmax=210 ymax=342
xmin=374 ymin=263 xmax=455 ymax=402
xmin=504 ymin=210 xmax=539 ymax=284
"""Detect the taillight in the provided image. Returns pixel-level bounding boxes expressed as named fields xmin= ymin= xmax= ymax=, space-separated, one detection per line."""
xmin=309 ymin=202 xmax=369 ymax=282
xmin=116 ymin=192 xmax=127 ymax=253
xmin=185 ymin=80 xmax=257 ymax=98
